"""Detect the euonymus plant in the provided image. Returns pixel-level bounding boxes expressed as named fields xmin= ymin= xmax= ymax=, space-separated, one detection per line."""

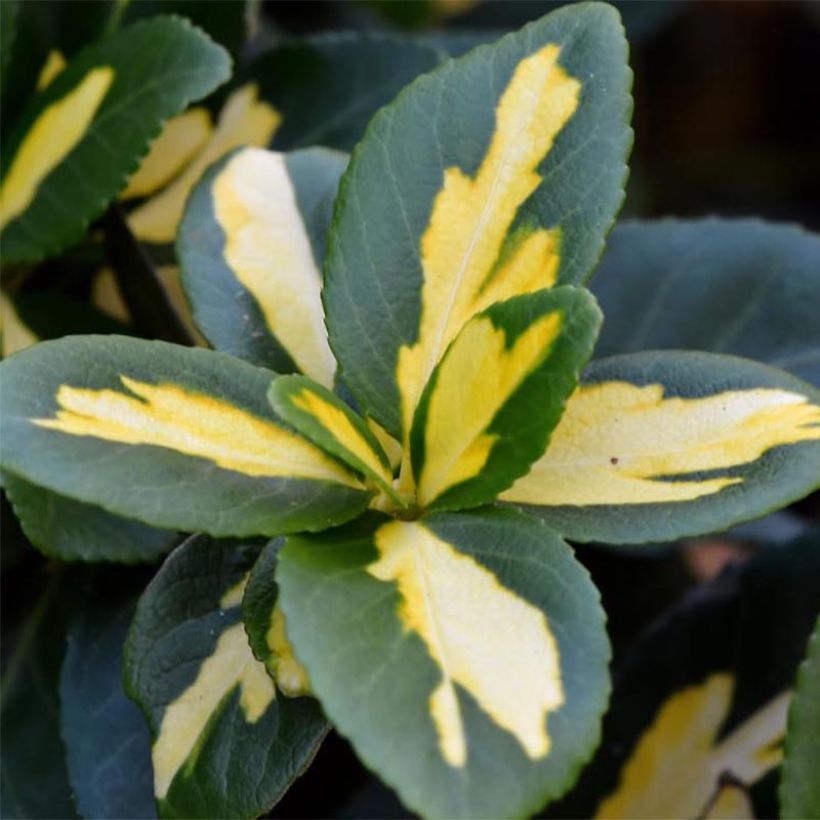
xmin=1 ymin=3 xmax=819 ymax=819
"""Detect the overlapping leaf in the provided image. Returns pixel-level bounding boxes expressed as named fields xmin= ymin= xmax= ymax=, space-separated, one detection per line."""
xmin=0 ymin=16 xmax=230 ymax=263
xmin=61 ymin=590 xmax=156 ymax=819
xmin=324 ymin=3 xmax=632 ymax=438
xmin=125 ymin=535 xmax=327 ymax=819
xmin=3 ymin=472 xmax=179 ymax=563
xmin=277 ymin=508 xmax=609 ymax=818
xmin=502 ymin=351 xmax=820 ymax=543
xmin=179 ymin=147 xmax=346 ymax=383
xmin=409 ymin=287 xmax=601 ymax=511
xmin=551 ymin=529 xmax=820 ymax=819
xmin=247 ymin=33 xmax=444 ymax=151
xmin=242 ymin=538 xmax=314 ymax=698
xmin=591 ymin=219 xmax=820 ymax=385
xmin=0 ymin=335 xmax=371 ymax=536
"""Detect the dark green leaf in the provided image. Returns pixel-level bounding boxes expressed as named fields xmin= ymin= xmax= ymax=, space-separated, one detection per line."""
xmin=503 ymin=351 xmax=820 ymax=544
xmin=3 ymin=472 xmax=178 ymax=563
xmin=1 ymin=574 xmax=77 ymax=819
xmin=0 ymin=335 xmax=372 ymax=537
xmin=179 ymin=146 xmax=346 ymax=382
xmin=278 ymin=507 xmax=610 ymax=818
xmin=780 ymin=613 xmax=820 ymax=819
xmin=324 ymin=3 xmax=632 ymax=437
xmin=125 ymin=534 xmax=327 ymax=819
xmin=0 ymin=16 xmax=230 ymax=263
xmin=248 ymin=33 xmax=443 ymax=151
xmin=591 ymin=219 xmax=820 ymax=385
xmin=61 ymin=593 xmax=156 ymax=819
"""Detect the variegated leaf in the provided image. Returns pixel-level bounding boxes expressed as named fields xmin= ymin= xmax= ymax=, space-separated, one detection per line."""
xmin=502 ymin=352 xmax=820 ymax=543
xmin=409 ymin=286 xmax=601 ymax=511
xmin=324 ymin=3 xmax=631 ymax=439
xmin=0 ymin=335 xmax=371 ymax=537
xmin=179 ymin=146 xmax=345 ymax=384
xmin=0 ymin=16 xmax=230 ymax=263
xmin=125 ymin=535 xmax=327 ymax=818
xmin=277 ymin=508 xmax=609 ymax=818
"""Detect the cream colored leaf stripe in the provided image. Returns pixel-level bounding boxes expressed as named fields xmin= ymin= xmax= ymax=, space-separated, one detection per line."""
xmin=369 ymin=520 xmax=564 ymax=766
xmin=210 ymin=148 xmax=336 ymax=388
xmin=502 ymin=382 xmax=820 ymax=506
xmin=32 ymin=376 xmax=362 ymax=487
xmin=1 ymin=67 xmax=115 ymax=231
xmin=416 ymin=310 xmax=563 ymax=506
xmin=396 ymin=43 xmax=581 ymax=451
xmin=152 ymin=576 xmax=276 ymax=800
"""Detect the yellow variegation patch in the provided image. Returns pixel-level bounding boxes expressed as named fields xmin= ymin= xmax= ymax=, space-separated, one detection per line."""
xmin=369 ymin=520 xmax=564 ymax=766
xmin=32 ymin=376 xmax=361 ymax=486
xmin=212 ymin=149 xmax=336 ymax=387
xmin=121 ymin=108 xmax=212 ymax=199
xmin=595 ymin=673 xmax=789 ymax=819
xmin=395 ymin=44 xmax=580 ymax=444
xmin=36 ymin=50 xmax=67 ymax=91
xmin=290 ymin=386 xmax=392 ymax=484
xmin=128 ymin=84 xmax=280 ymax=243
xmin=1 ymin=67 xmax=114 ymax=231
xmin=267 ymin=604 xmax=312 ymax=697
xmin=417 ymin=311 xmax=561 ymax=506
xmin=502 ymin=383 xmax=820 ymax=506
xmin=152 ymin=621 xmax=276 ymax=799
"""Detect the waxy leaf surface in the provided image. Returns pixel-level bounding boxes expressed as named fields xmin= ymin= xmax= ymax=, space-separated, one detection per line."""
xmin=277 ymin=508 xmax=609 ymax=818
xmin=248 ymin=32 xmax=444 ymax=152
xmin=179 ymin=147 xmax=345 ymax=383
xmin=125 ymin=535 xmax=327 ymax=819
xmin=270 ymin=375 xmax=396 ymax=500
xmin=0 ymin=335 xmax=371 ymax=537
xmin=592 ymin=219 xmax=820 ymax=385
xmin=3 ymin=472 xmax=178 ymax=563
xmin=0 ymin=16 xmax=230 ymax=263
xmin=324 ymin=2 xmax=631 ymax=438
xmin=410 ymin=286 xmax=601 ymax=511
xmin=502 ymin=351 xmax=820 ymax=543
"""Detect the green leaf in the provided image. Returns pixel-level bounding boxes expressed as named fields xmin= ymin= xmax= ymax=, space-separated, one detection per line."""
xmin=324 ymin=3 xmax=632 ymax=439
xmin=3 ymin=471 xmax=178 ymax=563
xmin=61 ymin=591 xmax=156 ymax=819
xmin=277 ymin=507 xmax=610 ymax=818
xmin=248 ymin=33 xmax=444 ymax=151
xmin=242 ymin=537 xmax=314 ymax=697
xmin=178 ymin=146 xmax=346 ymax=384
xmin=1 ymin=572 xmax=78 ymax=819
xmin=125 ymin=534 xmax=327 ymax=819
xmin=502 ymin=351 xmax=820 ymax=544
xmin=269 ymin=375 xmax=398 ymax=503
xmin=554 ymin=528 xmax=820 ymax=819
xmin=780 ymin=614 xmax=820 ymax=819
xmin=591 ymin=219 xmax=820 ymax=385
xmin=410 ymin=286 xmax=601 ymax=512
xmin=0 ymin=335 xmax=372 ymax=537
xmin=0 ymin=16 xmax=230 ymax=263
